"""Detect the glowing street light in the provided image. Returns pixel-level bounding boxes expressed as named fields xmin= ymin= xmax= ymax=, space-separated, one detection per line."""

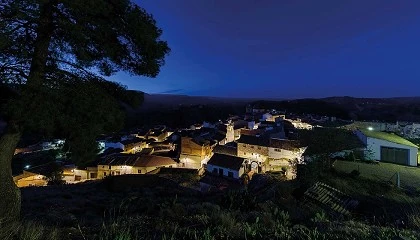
xmin=367 ymin=127 xmax=374 ymax=131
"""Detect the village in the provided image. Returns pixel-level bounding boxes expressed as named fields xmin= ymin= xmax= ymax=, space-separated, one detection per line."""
xmin=12 ymin=103 xmax=420 ymax=191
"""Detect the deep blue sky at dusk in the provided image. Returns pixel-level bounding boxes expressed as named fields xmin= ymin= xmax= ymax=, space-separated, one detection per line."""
xmin=113 ymin=0 xmax=420 ymax=99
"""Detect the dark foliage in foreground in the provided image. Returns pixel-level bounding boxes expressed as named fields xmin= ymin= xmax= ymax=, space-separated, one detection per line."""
xmin=2 ymin=171 xmax=418 ymax=240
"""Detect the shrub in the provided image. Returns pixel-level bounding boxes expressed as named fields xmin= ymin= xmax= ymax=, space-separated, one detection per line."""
xmin=407 ymin=214 xmax=420 ymax=229
xmin=345 ymin=152 xmax=356 ymax=162
xmin=0 ymin=221 xmax=59 ymax=240
xmin=349 ymin=170 xmax=360 ymax=178
xmin=220 ymin=190 xmax=257 ymax=211
xmin=311 ymin=211 xmax=329 ymax=224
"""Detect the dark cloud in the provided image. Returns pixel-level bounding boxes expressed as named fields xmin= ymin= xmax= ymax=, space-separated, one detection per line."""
xmin=157 ymin=89 xmax=185 ymax=94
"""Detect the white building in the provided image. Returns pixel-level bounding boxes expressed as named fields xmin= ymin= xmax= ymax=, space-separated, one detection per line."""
xmin=355 ymin=129 xmax=418 ymax=166
xmin=206 ymin=153 xmax=246 ymax=179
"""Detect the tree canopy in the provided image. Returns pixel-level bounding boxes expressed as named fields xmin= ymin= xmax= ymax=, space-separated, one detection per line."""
xmin=0 ymin=0 xmax=169 ymax=164
xmin=0 ymin=0 xmax=169 ymax=220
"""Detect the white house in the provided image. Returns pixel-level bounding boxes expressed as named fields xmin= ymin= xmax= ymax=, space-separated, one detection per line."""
xmin=355 ymin=129 xmax=418 ymax=166
xmin=206 ymin=153 xmax=246 ymax=179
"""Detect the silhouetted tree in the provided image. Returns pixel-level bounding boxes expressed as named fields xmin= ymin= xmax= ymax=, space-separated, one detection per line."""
xmin=0 ymin=0 xmax=169 ymax=220
xmin=44 ymin=162 xmax=65 ymax=185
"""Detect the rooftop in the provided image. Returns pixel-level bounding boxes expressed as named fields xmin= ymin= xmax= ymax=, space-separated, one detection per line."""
xmin=133 ymin=155 xmax=176 ymax=168
xmin=269 ymin=139 xmax=301 ymax=150
xmin=213 ymin=145 xmax=237 ymax=156
xmin=359 ymin=129 xmax=418 ymax=148
xmin=207 ymin=153 xmax=245 ymax=171
xmin=100 ymin=154 xmax=176 ymax=167
xmin=237 ymin=135 xmax=270 ymax=146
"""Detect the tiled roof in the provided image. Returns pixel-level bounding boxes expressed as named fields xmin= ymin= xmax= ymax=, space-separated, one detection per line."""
xmin=207 ymin=153 xmax=245 ymax=171
xmin=269 ymin=139 xmax=301 ymax=150
xmin=133 ymin=155 xmax=176 ymax=168
xmin=100 ymin=154 xmax=138 ymax=166
xmin=241 ymin=129 xmax=265 ymax=136
xmin=303 ymin=182 xmax=359 ymax=216
xmin=100 ymin=154 xmax=176 ymax=168
xmin=259 ymin=121 xmax=277 ymax=126
xmin=213 ymin=145 xmax=237 ymax=156
xmin=237 ymin=135 xmax=270 ymax=146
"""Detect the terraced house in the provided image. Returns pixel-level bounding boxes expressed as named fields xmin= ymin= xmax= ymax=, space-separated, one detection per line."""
xmin=97 ymin=154 xmax=177 ymax=178
xmin=237 ymin=135 xmax=306 ymax=176
xmin=180 ymin=136 xmax=213 ymax=169
xmin=268 ymin=139 xmax=307 ymax=178
xmin=237 ymin=135 xmax=270 ymax=173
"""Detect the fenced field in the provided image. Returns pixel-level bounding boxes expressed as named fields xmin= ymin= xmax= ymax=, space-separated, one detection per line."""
xmin=333 ymin=160 xmax=420 ymax=189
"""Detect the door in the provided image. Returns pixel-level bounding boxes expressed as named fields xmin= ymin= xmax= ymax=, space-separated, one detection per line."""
xmin=380 ymin=146 xmax=409 ymax=165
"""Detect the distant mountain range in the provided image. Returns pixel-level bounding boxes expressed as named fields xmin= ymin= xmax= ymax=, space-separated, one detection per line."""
xmin=136 ymin=93 xmax=420 ymax=122
xmin=321 ymin=96 xmax=420 ymax=122
xmin=137 ymin=92 xmax=279 ymax=111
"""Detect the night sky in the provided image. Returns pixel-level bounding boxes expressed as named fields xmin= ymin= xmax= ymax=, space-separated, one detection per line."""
xmin=114 ymin=0 xmax=420 ymax=99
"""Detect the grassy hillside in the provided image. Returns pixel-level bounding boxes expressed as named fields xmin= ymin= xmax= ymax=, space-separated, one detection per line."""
xmin=333 ymin=160 xmax=420 ymax=190
xmin=2 ymin=170 xmax=420 ymax=240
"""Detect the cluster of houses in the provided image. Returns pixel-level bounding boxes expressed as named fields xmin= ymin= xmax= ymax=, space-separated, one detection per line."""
xmin=13 ymin=104 xmax=420 ymax=188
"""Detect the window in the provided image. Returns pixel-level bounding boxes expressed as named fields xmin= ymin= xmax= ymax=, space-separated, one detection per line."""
xmin=116 ymin=171 xmax=120 ymax=175
xmin=258 ymin=147 xmax=261 ymax=150
xmin=250 ymin=146 xmax=254 ymax=149
xmin=138 ymin=169 xmax=142 ymax=174
xmin=90 ymin=173 xmax=97 ymax=179
xmin=75 ymin=175 xmax=82 ymax=181
xmin=212 ymin=168 xmax=218 ymax=173
xmin=108 ymin=165 xmax=111 ymax=170
xmin=244 ymin=152 xmax=247 ymax=156
xmin=228 ymin=171 xmax=233 ymax=178
xmin=275 ymin=148 xmax=281 ymax=152
xmin=104 ymin=172 xmax=107 ymax=177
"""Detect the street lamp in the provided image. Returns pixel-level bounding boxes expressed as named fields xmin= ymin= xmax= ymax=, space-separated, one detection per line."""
xmin=367 ymin=127 xmax=374 ymax=131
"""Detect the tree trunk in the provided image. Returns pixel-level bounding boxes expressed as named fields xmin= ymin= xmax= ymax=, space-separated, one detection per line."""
xmin=0 ymin=1 xmax=56 ymax=221
xmin=0 ymin=125 xmax=21 ymax=222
